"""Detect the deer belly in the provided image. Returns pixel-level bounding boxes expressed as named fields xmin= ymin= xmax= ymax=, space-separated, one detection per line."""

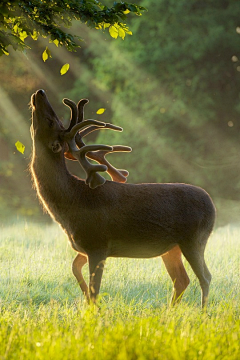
xmin=108 ymin=239 xmax=177 ymax=258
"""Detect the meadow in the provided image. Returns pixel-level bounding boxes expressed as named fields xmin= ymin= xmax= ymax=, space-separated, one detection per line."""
xmin=0 ymin=221 xmax=239 ymax=360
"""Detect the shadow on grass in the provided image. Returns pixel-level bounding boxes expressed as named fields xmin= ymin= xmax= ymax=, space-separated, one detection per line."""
xmin=0 ymin=271 xmax=238 ymax=312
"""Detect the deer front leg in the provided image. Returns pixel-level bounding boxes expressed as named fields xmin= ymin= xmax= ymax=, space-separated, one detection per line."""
xmin=88 ymin=251 xmax=106 ymax=303
xmin=161 ymin=245 xmax=190 ymax=306
xmin=72 ymin=253 xmax=90 ymax=302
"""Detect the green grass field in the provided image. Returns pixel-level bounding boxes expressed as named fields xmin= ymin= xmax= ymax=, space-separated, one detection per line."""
xmin=0 ymin=222 xmax=239 ymax=359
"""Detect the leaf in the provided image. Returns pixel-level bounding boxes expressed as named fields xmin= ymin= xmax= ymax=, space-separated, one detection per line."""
xmin=109 ymin=25 xmax=118 ymax=39
xmin=125 ymin=29 xmax=133 ymax=35
xmin=60 ymin=63 xmax=70 ymax=75
xmin=31 ymin=30 xmax=38 ymax=40
xmin=118 ymin=28 xmax=126 ymax=40
xmin=128 ymin=5 xmax=138 ymax=12
xmin=123 ymin=9 xmax=130 ymax=14
xmin=15 ymin=141 xmax=25 ymax=154
xmin=13 ymin=24 xmax=18 ymax=33
xmin=53 ymin=39 xmax=59 ymax=47
xmin=96 ymin=108 xmax=106 ymax=115
xmin=42 ymin=46 xmax=52 ymax=62
xmin=42 ymin=49 xmax=48 ymax=62
xmin=19 ymin=31 xmax=28 ymax=42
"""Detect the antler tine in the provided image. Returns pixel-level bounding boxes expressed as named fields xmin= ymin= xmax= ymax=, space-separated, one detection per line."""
xmin=79 ymin=123 xmax=123 ymax=138
xmin=71 ymin=144 xmax=113 ymax=189
xmin=63 ymin=98 xmax=78 ymax=131
xmin=64 ymin=119 xmax=106 ymax=155
xmin=87 ymin=145 xmax=132 ymax=183
xmin=77 ymin=99 xmax=89 ymax=123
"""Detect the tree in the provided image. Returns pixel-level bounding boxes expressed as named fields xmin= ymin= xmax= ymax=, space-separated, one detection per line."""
xmin=0 ymin=0 xmax=146 ymax=56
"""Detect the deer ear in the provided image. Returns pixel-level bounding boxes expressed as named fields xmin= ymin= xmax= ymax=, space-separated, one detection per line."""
xmin=64 ymin=151 xmax=77 ymax=160
xmin=51 ymin=140 xmax=62 ymax=153
xmin=64 ymin=143 xmax=77 ymax=160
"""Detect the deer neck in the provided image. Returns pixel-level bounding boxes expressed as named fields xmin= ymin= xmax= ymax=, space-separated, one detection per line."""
xmin=30 ymin=143 xmax=83 ymax=222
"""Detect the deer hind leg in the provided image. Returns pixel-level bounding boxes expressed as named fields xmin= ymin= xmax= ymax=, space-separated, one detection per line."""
xmin=180 ymin=243 xmax=211 ymax=308
xmin=72 ymin=253 xmax=89 ymax=302
xmin=161 ymin=245 xmax=190 ymax=306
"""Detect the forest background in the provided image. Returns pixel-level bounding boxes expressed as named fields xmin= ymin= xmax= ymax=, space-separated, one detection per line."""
xmin=1 ymin=0 xmax=240 ymax=226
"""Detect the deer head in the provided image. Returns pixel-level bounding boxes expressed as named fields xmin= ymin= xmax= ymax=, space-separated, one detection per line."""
xmin=31 ymin=89 xmax=131 ymax=188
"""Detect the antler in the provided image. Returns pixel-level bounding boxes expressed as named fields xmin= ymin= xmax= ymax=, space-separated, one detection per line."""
xmin=63 ymin=99 xmax=113 ymax=189
xmin=64 ymin=98 xmax=78 ymax=131
xmin=67 ymin=98 xmax=132 ymax=183
xmin=86 ymin=146 xmax=131 ymax=182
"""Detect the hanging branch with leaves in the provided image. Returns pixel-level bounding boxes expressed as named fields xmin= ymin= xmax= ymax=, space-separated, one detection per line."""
xmin=0 ymin=0 xmax=146 ymax=56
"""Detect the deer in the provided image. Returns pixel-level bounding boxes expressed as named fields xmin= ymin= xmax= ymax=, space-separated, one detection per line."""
xmin=30 ymin=89 xmax=215 ymax=308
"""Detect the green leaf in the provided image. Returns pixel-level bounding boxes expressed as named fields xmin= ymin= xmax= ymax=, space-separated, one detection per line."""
xmin=60 ymin=63 xmax=70 ymax=75
xmin=96 ymin=108 xmax=106 ymax=115
xmin=15 ymin=141 xmax=25 ymax=154
xmin=109 ymin=25 xmax=118 ymax=39
xmin=128 ymin=5 xmax=138 ymax=12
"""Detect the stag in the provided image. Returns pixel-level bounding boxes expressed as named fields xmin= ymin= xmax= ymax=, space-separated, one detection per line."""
xmin=30 ymin=89 xmax=215 ymax=308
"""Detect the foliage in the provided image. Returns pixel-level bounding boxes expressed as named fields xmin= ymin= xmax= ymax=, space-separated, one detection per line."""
xmin=0 ymin=0 xmax=146 ymax=56
xmin=0 ymin=222 xmax=239 ymax=359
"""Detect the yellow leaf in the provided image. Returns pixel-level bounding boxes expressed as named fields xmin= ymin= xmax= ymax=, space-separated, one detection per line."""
xmin=123 ymin=9 xmax=130 ymax=14
xmin=53 ymin=39 xmax=59 ymax=47
xmin=19 ymin=31 xmax=27 ymax=42
xmin=118 ymin=28 xmax=126 ymax=40
xmin=104 ymin=23 xmax=110 ymax=29
xmin=31 ymin=30 xmax=38 ymax=40
xmin=13 ymin=24 xmax=18 ymax=33
xmin=109 ymin=25 xmax=118 ymax=39
xmin=96 ymin=108 xmax=106 ymax=115
xmin=60 ymin=63 xmax=70 ymax=75
xmin=42 ymin=47 xmax=52 ymax=62
xmin=15 ymin=141 xmax=25 ymax=154
xmin=42 ymin=48 xmax=48 ymax=62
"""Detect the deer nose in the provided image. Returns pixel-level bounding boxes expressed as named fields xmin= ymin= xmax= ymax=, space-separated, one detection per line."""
xmin=37 ymin=89 xmax=45 ymax=96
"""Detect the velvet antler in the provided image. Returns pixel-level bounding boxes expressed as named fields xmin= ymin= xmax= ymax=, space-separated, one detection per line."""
xmin=64 ymin=98 xmax=132 ymax=183
xmin=63 ymin=99 xmax=113 ymax=189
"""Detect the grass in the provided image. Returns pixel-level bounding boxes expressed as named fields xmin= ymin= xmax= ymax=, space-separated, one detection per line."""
xmin=0 ymin=221 xmax=239 ymax=359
